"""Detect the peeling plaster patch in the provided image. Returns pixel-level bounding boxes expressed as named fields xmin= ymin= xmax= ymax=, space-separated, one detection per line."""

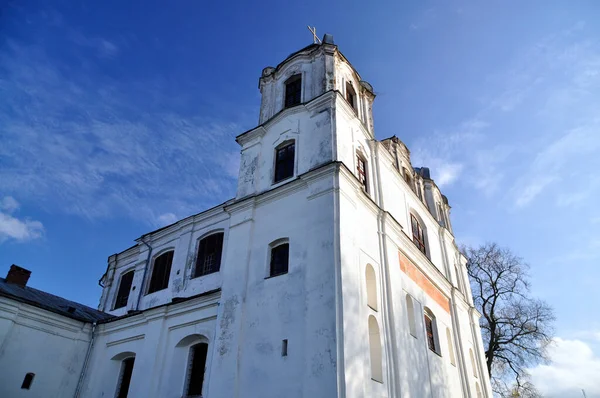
xmin=218 ymin=295 xmax=239 ymax=356
xmin=242 ymin=156 xmax=258 ymax=184
xmin=172 ymin=277 xmax=183 ymax=293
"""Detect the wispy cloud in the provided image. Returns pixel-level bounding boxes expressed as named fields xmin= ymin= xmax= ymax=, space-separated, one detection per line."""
xmin=0 ymin=197 xmax=44 ymax=243
xmin=0 ymin=37 xmax=243 ymax=226
xmin=512 ymin=123 xmax=600 ymax=207
xmin=528 ymin=337 xmax=600 ymax=397
xmin=411 ymin=21 xmax=600 ymax=211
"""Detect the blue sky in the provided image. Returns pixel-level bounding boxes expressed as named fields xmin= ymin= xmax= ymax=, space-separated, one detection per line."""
xmin=1 ymin=1 xmax=599 ymax=395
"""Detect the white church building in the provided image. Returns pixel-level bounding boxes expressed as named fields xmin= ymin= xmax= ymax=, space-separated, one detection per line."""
xmin=0 ymin=34 xmax=493 ymax=398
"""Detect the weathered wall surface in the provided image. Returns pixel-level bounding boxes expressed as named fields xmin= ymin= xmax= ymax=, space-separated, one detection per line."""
xmin=0 ymin=39 xmax=492 ymax=398
xmin=0 ymin=298 xmax=91 ymax=398
xmin=209 ymin=169 xmax=338 ymax=398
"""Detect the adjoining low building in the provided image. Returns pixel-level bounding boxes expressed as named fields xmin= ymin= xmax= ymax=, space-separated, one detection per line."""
xmin=0 ymin=34 xmax=493 ymax=398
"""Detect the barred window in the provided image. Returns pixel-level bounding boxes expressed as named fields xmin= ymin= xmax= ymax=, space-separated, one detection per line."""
xmin=411 ymin=214 xmax=426 ymax=255
xmin=194 ymin=233 xmax=224 ymax=277
xmin=116 ymin=357 xmax=135 ymax=398
xmin=185 ymin=343 xmax=208 ymax=397
xmin=357 ymin=154 xmax=368 ymax=193
xmin=424 ymin=313 xmax=436 ymax=352
xmin=147 ymin=251 xmax=173 ymax=294
xmin=284 ymin=74 xmax=302 ymax=108
xmin=274 ymin=141 xmax=295 ymax=183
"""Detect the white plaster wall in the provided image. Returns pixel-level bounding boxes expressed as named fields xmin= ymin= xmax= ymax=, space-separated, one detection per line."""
xmin=82 ymin=292 xmax=219 ymax=398
xmin=209 ymin=172 xmax=339 ymax=398
xmin=0 ymin=298 xmax=91 ymax=398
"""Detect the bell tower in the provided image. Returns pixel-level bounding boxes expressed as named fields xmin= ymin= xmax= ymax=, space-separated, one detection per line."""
xmin=235 ymin=34 xmax=376 ymax=199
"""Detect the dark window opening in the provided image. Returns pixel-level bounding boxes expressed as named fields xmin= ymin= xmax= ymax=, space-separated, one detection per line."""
xmin=116 ymin=357 xmax=135 ymax=398
xmin=357 ymin=154 xmax=368 ymax=193
xmin=21 ymin=373 xmax=34 ymax=390
xmin=284 ymin=74 xmax=302 ymax=108
xmin=114 ymin=271 xmax=134 ymax=309
xmin=274 ymin=142 xmax=295 ymax=183
xmin=346 ymin=82 xmax=356 ymax=111
xmin=270 ymin=243 xmax=289 ymax=277
xmin=185 ymin=343 xmax=208 ymax=397
xmin=282 ymin=339 xmax=288 ymax=356
xmin=147 ymin=251 xmax=173 ymax=294
xmin=194 ymin=233 xmax=224 ymax=278
xmin=424 ymin=314 xmax=436 ymax=352
xmin=411 ymin=214 xmax=427 ymax=255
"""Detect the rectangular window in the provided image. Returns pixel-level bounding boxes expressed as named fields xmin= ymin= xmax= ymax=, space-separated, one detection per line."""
xmin=186 ymin=343 xmax=208 ymax=397
xmin=424 ymin=315 xmax=436 ymax=352
xmin=274 ymin=142 xmax=295 ymax=183
xmin=147 ymin=251 xmax=174 ymax=294
xmin=346 ymin=82 xmax=356 ymax=111
xmin=114 ymin=271 xmax=134 ymax=309
xmin=357 ymin=155 xmax=368 ymax=193
xmin=270 ymin=243 xmax=289 ymax=277
xmin=194 ymin=233 xmax=224 ymax=277
xmin=284 ymin=75 xmax=302 ymax=108
xmin=411 ymin=215 xmax=426 ymax=255
xmin=116 ymin=357 xmax=135 ymax=398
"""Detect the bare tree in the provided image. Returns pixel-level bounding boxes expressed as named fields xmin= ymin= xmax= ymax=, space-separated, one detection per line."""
xmin=463 ymin=243 xmax=554 ymax=397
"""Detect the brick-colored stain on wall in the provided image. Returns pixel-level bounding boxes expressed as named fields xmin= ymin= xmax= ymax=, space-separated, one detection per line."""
xmin=398 ymin=252 xmax=450 ymax=313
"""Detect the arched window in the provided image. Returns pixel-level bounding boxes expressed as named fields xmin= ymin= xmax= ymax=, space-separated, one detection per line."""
xmin=368 ymin=315 xmax=383 ymax=382
xmin=406 ymin=294 xmax=417 ymax=337
xmin=424 ymin=307 xmax=439 ymax=353
xmin=114 ymin=270 xmax=135 ymax=310
xmin=116 ymin=357 xmax=135 ymax=398
xmin=356 ymin=152 xmax=368 ymax=193
xmin=184 ymin=342 xmax=209 ymax=397
xmin=284 ymin=74 xmax=302 ymax=108
xmin=194 ymin=232 xmax=224 ymax=277
xmin=403 ymin=168 xmax=414 ymax=191
xmin=274 ymin=141 xmax=295 ymax=183
xmin=470 ymin=348 xmax=478 ymax=378
xmin=147 ymin=250 xmax=174 ymax=294
xmin=365 ymin=264 xmax=378 ymax=311
xmin=436 ymin=203 xmax=446 ymax=227
xmin=346 ymin=82 xmax=357 ymax=111
xmin=454 ymin=265 xmax=463 ymax=292
xmin=269 ymin=239 xmax=289 ymax=277
xmin=446 ymin=328 xmax=456 ymax=366
xmin=410 ymin=214 xmax=427 ymax=256
xmin=21 ymin=373 xmax=34 ymax=390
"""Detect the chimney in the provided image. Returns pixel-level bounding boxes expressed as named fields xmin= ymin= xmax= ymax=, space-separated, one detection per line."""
xmin=6 ymin=265 xmax=31 ymax=288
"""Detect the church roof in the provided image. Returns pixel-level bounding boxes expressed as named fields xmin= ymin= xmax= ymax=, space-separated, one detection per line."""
xmin=0 ymin=277 xmax=113 ymax=323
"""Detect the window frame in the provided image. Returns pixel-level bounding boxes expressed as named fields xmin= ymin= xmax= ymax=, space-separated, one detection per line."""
xmin=423 ymin=308 xmax=440 ymax=355
xmin=184 ymin=342 xmax=209 ymax=397
xmin=410 ymin=214 xmax=427 ymax=256
xmin=268 ymin=239 xmax=289 ymax=278
xmin=356 ymin=153 xmax=368 ymax=193
xmin=273 ymin=140 xmax=295 ymax=184
xmin=113 ymin=269 xmax=135 ymax=310
xmin=115 ymin=357 xmax=135 ymax=398
xmin=346 ymin=81 xmax=357 ymax=111
xmin=146 ymin=250 xmax=174 ymax=295
xmin=284 ymin=74 xmax=302 ymax=108
xmin=193 ymin=232 xmax=225 ymax=278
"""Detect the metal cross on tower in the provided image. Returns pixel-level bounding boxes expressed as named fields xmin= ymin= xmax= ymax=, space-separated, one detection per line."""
xmin=307 ymin=26 xmax=322 ymax=44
